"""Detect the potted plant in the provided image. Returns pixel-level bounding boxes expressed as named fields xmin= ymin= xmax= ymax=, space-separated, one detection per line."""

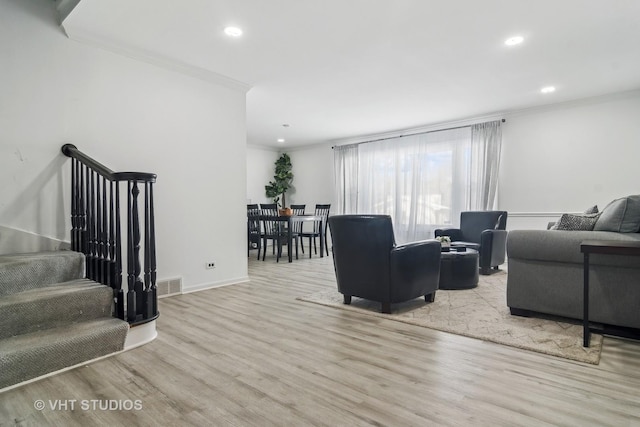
xmin=265 ymin=153 xmax=293 ymax=215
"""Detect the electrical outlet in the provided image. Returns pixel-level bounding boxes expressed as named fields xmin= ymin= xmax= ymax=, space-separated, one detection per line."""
xmin=206 ymin=261 xmax=215 ymax=269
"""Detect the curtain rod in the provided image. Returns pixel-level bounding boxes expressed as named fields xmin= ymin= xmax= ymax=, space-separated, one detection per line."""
xmin=331 ymin=118 xmax=505 ymax=149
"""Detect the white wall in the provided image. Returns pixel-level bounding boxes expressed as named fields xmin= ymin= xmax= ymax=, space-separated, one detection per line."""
xmin=246 ymin=145 xmax=279 ymax=205
xmin=286 ymin=143 xmax=335 ymax=211
xmin=286 ymin=91 xmax=640 ymax=230
xmin=500 ymin=91 xmax=640 ymax=230
xmin=247 ymin=143 xmax=334 ymax=211
xmin=0 ymin=0 xmax=249 ymax=291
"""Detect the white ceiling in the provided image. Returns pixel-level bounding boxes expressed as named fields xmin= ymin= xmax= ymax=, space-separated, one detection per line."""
xmin=60 ymin=0 xmax=640 ymax=148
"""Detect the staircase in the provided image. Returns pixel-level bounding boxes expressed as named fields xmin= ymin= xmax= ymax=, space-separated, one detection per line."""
xmin=0 ymin=144 xmax=158 ymax=391
xmin=0 ymin=251 xmax=129 ymax=390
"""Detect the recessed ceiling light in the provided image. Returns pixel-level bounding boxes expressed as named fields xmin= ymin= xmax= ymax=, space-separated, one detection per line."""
xmin=540 ymin=86 xmax=556 ymax=94
xmin=224 ymin=27 xmax=243 ymax=37
xmin=277 ymin=138 xmax=285 ymax=143
xmin=505 ymin=36 xmax=524 ymax=46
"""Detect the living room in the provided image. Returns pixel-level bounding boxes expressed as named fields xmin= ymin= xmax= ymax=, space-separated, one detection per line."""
xmin=2 ymin=0 xmax=640 ymax=425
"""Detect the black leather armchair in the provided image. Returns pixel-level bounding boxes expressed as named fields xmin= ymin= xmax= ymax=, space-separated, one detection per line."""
xmin=328 ymin=215 xmax=441 ymax=314
xmin=435 ymin=211 xmax=508 ymax=275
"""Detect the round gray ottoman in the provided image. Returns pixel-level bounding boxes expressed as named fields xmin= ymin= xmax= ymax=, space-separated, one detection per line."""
xmin=439 ymin=248 xmax=479 ymax=290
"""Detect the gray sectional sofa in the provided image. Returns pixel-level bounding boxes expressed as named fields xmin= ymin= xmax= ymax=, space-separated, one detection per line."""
xmin=506 ymin=195 xmax=640 ymax=329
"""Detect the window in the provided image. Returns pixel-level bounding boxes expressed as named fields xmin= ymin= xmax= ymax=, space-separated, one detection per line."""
xmin=334 ymin=121 xmax=502 ymax=243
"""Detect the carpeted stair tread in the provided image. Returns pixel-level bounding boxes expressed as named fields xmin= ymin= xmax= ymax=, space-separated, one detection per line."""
xmin=0 ymin=251 xmax=85 ymax=297
xmin=0 ymin=279 xmax=114 ymax=339
xmin=0 ymin=250 xmax=132 ymax=390
xmin=0 ymin=318 xmax=129 ymax=389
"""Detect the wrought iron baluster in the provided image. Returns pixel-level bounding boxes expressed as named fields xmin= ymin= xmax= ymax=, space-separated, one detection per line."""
xmin=149 ymin=182 xmax=157 ymax=317
xmin=71 ymin=158 xmax=77 ymax=251
xmin=108 ymin=180 xmax=115 ymax=288
xmin=115 ymin=182 xmax=124 ymax=320
xmin=131 ymin=181 xmax=144 ymax=320
xmin=87 ymin=168 xmax=95 ymax=280
xmin=142 ymin=182 xmax=157 ymax=319
xmin=95 ymin=174 xmax=102 ymax=283
xmin=79 ymin=163 xmax=86 ymax=256
xmin=62 ymin=144 xmax=157 ymax=325
xmin=100 ymin=176 xmax=108 ymax=285
xmin=127 ymin=181 xmax=136 ymax=322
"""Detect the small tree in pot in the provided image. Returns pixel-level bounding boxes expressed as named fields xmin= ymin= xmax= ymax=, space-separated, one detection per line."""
xmin=265 ymin=153 xmax=293 ymax=211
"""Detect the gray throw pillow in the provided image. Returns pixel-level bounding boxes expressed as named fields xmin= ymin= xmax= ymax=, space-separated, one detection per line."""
xmin=594 ymin=195 xmax=640 ymax=232
xmin=549 ymin=205 xmax=599 ymax=230
xmin=554 ymin=213 xmax=600 ymax=231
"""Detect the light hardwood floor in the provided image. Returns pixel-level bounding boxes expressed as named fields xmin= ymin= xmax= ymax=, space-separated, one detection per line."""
xmin=2 ymin=249 xmax=640 ymax=426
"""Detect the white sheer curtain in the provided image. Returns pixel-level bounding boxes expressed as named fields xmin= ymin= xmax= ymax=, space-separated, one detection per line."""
xmin=333 ymin=144 xmax=358 ymax=214
xmin=469 ymin=120 xmax=502 ymax=210
xmin=357 ymin=127 xmax=471 ymax=242
xmin=333 ymin=121 xmax=502 ymax=243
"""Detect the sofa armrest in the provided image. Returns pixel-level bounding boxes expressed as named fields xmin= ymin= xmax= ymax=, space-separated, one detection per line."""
xmin=507 ymin=229 xmax=640 ymax=265
xmin=434 ymin=228 xmax=463 ymax=241
xmin=390 ymin=240 xmax=441 ymax=299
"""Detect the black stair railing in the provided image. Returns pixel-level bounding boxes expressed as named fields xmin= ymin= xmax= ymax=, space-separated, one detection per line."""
xmin=62 ymin=144 xmax=158 ymax=325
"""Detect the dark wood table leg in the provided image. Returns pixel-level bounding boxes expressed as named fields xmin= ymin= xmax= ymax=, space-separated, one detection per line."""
xmin=288 ymin=218 xmax=293 ymax=263
xmin=319 ymin=219 xmax=324 ymax=258
xmin=583 ymin=252 xmax=590 ymax=347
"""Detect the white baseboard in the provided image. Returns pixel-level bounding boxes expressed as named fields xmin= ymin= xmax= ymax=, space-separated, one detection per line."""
xmin=182 ymin=276 xmax=250 ymax=294
xmin=124 ymin=320 xmax=158 ymax=350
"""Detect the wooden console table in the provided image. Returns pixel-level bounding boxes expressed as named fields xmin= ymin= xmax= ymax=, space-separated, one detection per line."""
xmin=580 ymin=240 xmax=640 ymax=347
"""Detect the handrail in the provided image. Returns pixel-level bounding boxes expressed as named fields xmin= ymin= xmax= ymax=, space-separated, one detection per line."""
xmin=61 ymin=144 xmax=158 ymax=326
xmin=62 ymin=144 xmax=157 ymax=182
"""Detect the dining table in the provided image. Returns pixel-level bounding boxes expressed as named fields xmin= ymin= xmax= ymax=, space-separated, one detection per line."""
xmin=261 ymin=214 xmax=325 ymax=263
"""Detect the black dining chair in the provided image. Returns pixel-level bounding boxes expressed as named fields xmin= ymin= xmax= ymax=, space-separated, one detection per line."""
xmin=247 ymin=204 xmax=261 ymax=258
xmin=290 ymin=204 xmax=306 ymax=255
xmin=300 ymin=204 xmax=331 ymax=257
xmin=259 ymin=203 xmax=281 ymax=260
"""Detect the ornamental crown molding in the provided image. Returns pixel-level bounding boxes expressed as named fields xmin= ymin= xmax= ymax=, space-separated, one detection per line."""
xmin=60 ymin=24 xmax=252 ymax=93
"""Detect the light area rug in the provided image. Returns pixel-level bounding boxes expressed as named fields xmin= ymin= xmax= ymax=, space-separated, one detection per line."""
xmin=298 ymin=271 xmax=603 ymax=365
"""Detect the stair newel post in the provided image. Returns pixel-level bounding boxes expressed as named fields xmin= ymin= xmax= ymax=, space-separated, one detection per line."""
xmin=115 ymin=182 xmax=125 ymax=320
xmin=126 ymin=181 xmax=136 ymax=322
